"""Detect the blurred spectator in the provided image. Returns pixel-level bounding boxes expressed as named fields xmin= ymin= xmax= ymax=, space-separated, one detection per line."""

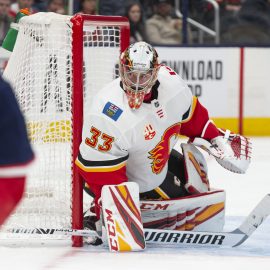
xmin=98 ymin=0 xmax=128 ymax=16
xmin=191 ymin=0 xmax=241 ymax=29
xmin=9 ymin=0 xmax=37 ymax=18
xmin=33 ymin=0 xmax=47 ymax=12
xmin=225 ymin=0 xmax=242 ymax=13
xmin=138 ymin=0 xmax=154 ymax=19
xmin=221 ymin=0 xmax=270 ymax=44
xmin=126 ymin=2 xmax=148 ymax=43
xmin=79 ymin=0 xmax=97 ymax=15
xmin=189 ymin=0 xmax=242 ymax=44
xmin=0 ymin=0 xmax=12 ymax=46
xmin=239 ymin=0 xmax=270 ymax=14
xmin=47 ymin=0 xmax=66 ymax=14
xmin=146 ymin=0 xmax=192 ymax=45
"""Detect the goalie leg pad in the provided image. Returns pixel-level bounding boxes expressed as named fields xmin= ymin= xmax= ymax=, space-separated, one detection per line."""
xmin=181 ymin=143 xmax=210 ymax=194
xmin=101 ymin=182 xmax=146 ymax=252
xmin=140 ymin=190 xmax=225 ymax=232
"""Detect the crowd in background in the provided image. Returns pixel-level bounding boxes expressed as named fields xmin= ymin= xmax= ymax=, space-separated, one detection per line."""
xmin=1 ymin=0 xmax=270 ymax=46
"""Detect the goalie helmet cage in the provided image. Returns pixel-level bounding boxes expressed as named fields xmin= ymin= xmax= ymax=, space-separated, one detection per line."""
xmin=2 ymin=13 xmax=130 ymax=247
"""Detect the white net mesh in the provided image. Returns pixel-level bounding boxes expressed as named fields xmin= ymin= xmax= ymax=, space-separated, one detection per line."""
xmin=1 ymin=12 xmax=124 ymax=240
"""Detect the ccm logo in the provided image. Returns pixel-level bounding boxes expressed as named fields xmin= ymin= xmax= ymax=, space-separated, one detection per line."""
xmin=140 ymin=203 xmax=170 ymax=211
xmin=105 ymin=208 xmax=118 ymax=251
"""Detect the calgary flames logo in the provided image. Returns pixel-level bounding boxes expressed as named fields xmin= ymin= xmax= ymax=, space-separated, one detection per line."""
xmin=148 ymin=123 xmax=181 ymax=174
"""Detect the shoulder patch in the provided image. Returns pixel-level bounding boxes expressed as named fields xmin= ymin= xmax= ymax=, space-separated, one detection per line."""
xmin=102 ymin=102 xmax=123 ymax=121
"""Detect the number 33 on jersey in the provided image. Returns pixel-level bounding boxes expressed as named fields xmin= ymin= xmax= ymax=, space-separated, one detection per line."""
xmin=75 ymin=65 xmax=198 ymax=192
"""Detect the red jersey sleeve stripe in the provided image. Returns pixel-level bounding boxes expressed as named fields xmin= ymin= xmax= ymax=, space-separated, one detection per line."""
xmin=180 ymin=98 xmax=219 ymax=140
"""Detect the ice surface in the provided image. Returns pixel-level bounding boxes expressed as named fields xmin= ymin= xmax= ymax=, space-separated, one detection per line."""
xmin=0 ymin=138 xmax=270 ymax=269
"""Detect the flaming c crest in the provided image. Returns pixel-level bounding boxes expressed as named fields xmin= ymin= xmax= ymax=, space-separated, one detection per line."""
xmin=148 ymin=123 xmax=181 ymax=174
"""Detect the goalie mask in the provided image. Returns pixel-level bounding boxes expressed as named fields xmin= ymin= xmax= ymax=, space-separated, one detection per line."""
xmin=120 ymin=42 xmax=159 ymax=109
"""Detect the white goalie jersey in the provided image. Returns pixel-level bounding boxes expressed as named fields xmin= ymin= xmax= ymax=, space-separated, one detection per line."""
xmin=76 ymin=65 xmax=196 ymax=192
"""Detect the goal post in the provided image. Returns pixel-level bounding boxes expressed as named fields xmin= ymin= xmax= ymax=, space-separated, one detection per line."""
xmin=71 ymin=14 xmax=130 ymax=247
xmin=2 ymin=12 xmax=130 ymax=247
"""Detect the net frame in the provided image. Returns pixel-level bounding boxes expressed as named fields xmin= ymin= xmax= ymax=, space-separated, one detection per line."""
xmin=1 ymin=13 xmax=129 ymax=247
xmin=71 ymin=14 xmax=129 ymax=247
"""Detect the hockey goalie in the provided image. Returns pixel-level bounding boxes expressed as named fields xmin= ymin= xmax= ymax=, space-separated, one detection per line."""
xmin=75 ymin=42 xmax=252 ymax=251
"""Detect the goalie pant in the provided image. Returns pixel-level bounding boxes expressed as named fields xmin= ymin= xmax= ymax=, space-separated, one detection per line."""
xmin=0 ymin=75 xmax=34 ymax=225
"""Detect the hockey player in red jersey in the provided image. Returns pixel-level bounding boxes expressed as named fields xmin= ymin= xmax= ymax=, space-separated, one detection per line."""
xmin=0 ymin=75 xmax=34 ymax=226
xmin=76 ymin=42 xmax=251 ymax=249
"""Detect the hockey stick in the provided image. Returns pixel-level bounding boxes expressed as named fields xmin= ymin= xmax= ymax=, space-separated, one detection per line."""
xmin=146 ymin=193 xmax=270 ymax=247
xmin=3 ymin=194 xmax=270 ymax=248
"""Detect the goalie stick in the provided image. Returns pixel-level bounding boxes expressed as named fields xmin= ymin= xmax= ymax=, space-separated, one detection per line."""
xmin=3 ymin=194 xmax=270 ymax=248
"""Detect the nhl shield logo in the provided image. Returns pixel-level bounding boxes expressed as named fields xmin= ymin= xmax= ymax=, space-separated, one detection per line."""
xmin=144 ymin=124 xmax=156 ymax=140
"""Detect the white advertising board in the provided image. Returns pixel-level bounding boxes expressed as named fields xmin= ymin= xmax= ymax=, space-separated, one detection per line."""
xmin=244 ymin=48 xmax=270 ymax=117
xmin=156 ymin=47 xmax=240 ymax=117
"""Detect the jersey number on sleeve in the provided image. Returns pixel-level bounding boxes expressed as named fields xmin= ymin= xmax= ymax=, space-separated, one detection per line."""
xmin=85 ymin=126 xmax=115 ymax=152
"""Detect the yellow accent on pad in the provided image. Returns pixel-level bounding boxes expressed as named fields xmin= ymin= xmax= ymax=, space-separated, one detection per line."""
xmin=118 ymin=237 xmax=132 ymax=251
xmin=116 ymin=221 xmax=132 ymax=251
xmin=176 ymin=202 xmax=224 ymax=231
xmin=188 ymin=152 xmax=205 ymax=177
xmin=154 ymin=187 xmax=170 ymax=200
xmin=176 ymin=224 xmax=188 ymax=231
xmin=188 ymin=152 xmax=208 ymax=185
xmin=117 ymin=185 xmax=128 ymax=199
xmin=184 ymin=223 xmax=195 ymax=231
xmin=116 ymin=185 xmax=139 ymax=216
xmin=195 ymin=202 xmax=224 ymax=223
xmin=75 ymin=159 xmax=126 ymax=172
xmin=116 ymin=220 xmax=124 ymax=238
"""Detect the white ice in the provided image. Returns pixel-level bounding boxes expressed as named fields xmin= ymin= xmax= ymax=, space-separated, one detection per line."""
xmin=0 ymin=137 xmax=270 ymax=270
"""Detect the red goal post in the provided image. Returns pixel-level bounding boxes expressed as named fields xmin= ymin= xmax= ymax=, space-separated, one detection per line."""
xmin=71 ymin=14 xmax=130 ymax=247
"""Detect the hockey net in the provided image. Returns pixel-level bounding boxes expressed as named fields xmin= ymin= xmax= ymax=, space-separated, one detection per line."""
xmin=1 ymin=12 xmax=129 ymax=246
